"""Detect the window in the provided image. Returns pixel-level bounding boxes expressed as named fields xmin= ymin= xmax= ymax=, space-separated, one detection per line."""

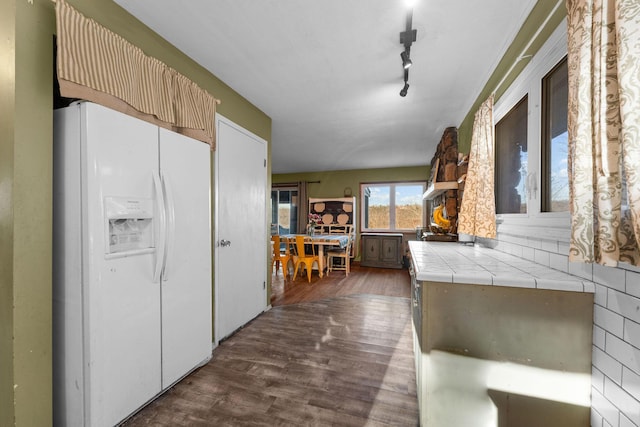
xmin=361 ymin=182 xmax=426 ymax=231
xmin=270 ymin=187 xmax=298 ymax=235
xmin=495 ymin=96 xmax=528 ymax=214
xmin=491 ymin=19 xmax=570 ymax=239
xmin=541 ymin=57 xmax=569 ymax=212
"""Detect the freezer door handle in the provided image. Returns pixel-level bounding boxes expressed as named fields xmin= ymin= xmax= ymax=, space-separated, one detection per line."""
xmin=161 ymin=171 xmax=176 ymax=282
xmin=152 ymin=171 xmax=167 ymax=283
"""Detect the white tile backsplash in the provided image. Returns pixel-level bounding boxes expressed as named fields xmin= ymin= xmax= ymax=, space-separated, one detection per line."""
xmin=595 ymin=305 xmax=625 ymax=337
xmin=595 ymin=283 xmax=609 ymax=307
xmin=626 ymin=271 xmax=640 ymax=298
xmin=620 ymin=414 xmax=636 ymax=427
xmin=569 ymin=260 xmax=594 ymax=281
xmin=604 ymin=377 xmax=640 ymax=426
xmin=541 ymin=239 xmax=559 ymax=253
xmin=592 ymin=387 xmax=620 ymax=427
xmin=625 ymin=320 xmax=640 ymax=349
xmin=534 ymin=249 xmax=551 ymax=267
xmin=509 ymin=243 xmax=523 ymax=258
xmin=606 ymin=333 xmax=640 ymax=376
xmin=593 ymin=365 xmax=606 ymax=392
xmin=593 ymin=346 xmax=623 ymax=384
xmin=622 ymin=367 xmax=640 ymax=403
xmin=549 ymin=252 xmax=569 ymax=272
xmin=595 ymin=263 xmax=627 ymax=292
xmin=584 ymin=281 xmax=597 ymax=293
xmin=522 ymin=246 xmax=535 ymax=261
xmin=526 ymin=236 xmax=543 ymax=249
xmin=608 ymin=289 xmax=640 ymax=326
xmin=595 ymin=325 xmax=607 ymax=350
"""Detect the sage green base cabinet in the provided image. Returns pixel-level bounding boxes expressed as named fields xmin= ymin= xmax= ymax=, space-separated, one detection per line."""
xmin=360 ymin=233 xmax=403 ymax=269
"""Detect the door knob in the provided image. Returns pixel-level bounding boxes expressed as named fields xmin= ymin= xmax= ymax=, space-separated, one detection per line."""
xmin=220 ymin=239 xmax=231 ymax=247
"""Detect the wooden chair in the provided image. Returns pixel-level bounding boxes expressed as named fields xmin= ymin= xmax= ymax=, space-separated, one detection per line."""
xmin=329 ymin=224 xmax=354 ymax=257
xmin=328 ymin=224 xmax=351 ymax=234
xmin=327 ymin=234 xmax=352 ymax=276
xmin=292 ymin=235 xmax=320 ymax=282
xmin=312 ymin=224 xmax=326 ymax=235
xmin=271 ymin=235 xmax=292 ymax=278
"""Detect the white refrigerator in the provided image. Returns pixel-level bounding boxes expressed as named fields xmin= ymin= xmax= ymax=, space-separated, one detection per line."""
xmin=53 ymin=102 xmax=212 ymax=427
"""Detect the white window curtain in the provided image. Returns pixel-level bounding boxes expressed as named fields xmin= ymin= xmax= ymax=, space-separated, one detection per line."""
xmin=458 ymin=95 xmax=497 ymax=239
xmin=566 ymin=0 xmax=640 ymax=266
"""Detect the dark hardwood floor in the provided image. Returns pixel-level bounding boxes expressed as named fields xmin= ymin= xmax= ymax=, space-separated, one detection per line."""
xmin=270 ymin=263 xmax=412 ymax=306
xmin=124 ymin=263 xmax=418 ymax=426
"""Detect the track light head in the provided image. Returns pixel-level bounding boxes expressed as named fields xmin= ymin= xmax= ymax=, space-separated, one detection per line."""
xmin=400 ymin=50 xmax=412 ymax=69
xmin=400 ymin=82 xmax=409 ymax=97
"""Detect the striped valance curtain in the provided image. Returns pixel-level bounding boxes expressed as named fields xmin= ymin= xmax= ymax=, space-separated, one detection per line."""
xmin=55 ymin=0 xmax=219 ymax=148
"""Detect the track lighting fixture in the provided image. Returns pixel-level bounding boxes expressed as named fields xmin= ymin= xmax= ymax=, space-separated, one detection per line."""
xmin=398 ymin=6 xmax=417 ymax=97
xmin=400 ymin=68 xmax=410 ymax=97
xmin=400 ymin=82 xmax=409 ymax=97
xmin=401 ymin=50 xmax=412 ymax=69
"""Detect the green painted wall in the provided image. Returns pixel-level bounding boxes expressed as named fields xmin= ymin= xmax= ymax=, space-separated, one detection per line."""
xmin=273 ymin=166 xmax=430 ymax=200
xmin=273 ymin=166 xmax=430 ymax=259
xmin=457 ymin=0 xmax=566 ymax=154
xmin=1 ymin=1 xmax=271 ymax=425
xmin=1 ymin=1 xmax=55 ymax=426
xmin=0 ymin=1 xmax=18 ymax=425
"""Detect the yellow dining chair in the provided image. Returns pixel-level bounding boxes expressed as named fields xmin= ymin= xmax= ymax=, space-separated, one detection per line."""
xmin=293 ymin=235 xmax=320 ymax=282
xmin=271 ymin=235 xmax=292 ymax=278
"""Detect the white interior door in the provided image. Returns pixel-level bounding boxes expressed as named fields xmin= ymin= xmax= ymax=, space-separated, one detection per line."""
xmin=215 ymin=115 xmax=268 ymax=342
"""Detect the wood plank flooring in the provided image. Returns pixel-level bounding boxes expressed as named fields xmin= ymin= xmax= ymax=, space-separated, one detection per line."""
xmin=270 ymin=263 xmax=412 ymax=306
xmin=124 ymin=264 xmax=418 ymax=426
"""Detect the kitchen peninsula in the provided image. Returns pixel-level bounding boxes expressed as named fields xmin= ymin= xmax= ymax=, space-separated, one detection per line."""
xmin=409 ymin=241 xmax=594 ymax=427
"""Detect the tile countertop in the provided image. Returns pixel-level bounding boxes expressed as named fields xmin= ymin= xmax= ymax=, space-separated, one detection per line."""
xmin=409 ymin=241 xmax=595 ymax=294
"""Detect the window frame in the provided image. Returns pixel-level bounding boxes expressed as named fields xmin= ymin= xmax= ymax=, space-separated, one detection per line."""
xmin=359 ymin=181 xmax=427 ymax=233
xmin=541 ymin=55 xmax=569 ymax=213
xmin=492 ymin=20 xmax=570 ymax=241
xmin=270 ymin=185 xmax=299 ymax=235
xmin=495 ymin=94 xmax=529 ymax=215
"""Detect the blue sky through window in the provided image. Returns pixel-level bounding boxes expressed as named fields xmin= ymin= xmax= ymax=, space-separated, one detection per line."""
xmin=367 ymin=185 xmax=422 ymax=206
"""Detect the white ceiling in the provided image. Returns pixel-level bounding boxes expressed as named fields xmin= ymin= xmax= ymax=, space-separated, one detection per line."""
xmin=115 ymin=0 xmax=537 ymax=174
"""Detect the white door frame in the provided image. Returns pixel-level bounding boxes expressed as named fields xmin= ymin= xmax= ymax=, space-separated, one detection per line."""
xmin=213 ymin=113 xmax=268 ymax=346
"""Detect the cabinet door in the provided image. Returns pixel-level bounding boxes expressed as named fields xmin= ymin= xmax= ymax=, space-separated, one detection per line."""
xmin=363 ymin=236 xmax=381 ymax=262
xmin=381 ymin=237 xmax=400 ymax=263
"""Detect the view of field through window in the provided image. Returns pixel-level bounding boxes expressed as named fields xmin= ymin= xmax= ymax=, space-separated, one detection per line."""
xmin=363 ymin=183 xmax=425 ymax=230
xmin=367 ymin=204 xmax=423 ymax=229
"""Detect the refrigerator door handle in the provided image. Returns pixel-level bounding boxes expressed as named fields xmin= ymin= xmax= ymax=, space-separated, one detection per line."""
xmin=161 ymin=171 xmax=176 ymax=281
xmin=153 ymin=171 xmax=167 ymax=283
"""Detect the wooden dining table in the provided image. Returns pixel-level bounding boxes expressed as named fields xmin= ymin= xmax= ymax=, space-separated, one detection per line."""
xmin=281 ymin=234 xmax=350 ymax=278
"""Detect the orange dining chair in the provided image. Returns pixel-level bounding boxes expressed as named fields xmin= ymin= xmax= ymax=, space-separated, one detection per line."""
xmin=327 ymin=234 xmax=352 ymax=277
xmin=293 ymin=235 xmax=320 ymax=282
xmin=271 ymin=235 xmax=292 ymax=278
